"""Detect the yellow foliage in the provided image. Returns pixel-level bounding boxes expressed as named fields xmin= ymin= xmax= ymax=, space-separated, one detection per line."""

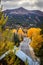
xmin=0 ymin=42 xmax=5 ymax=50
xmin=27 ymin=28 xmax=41 ymax=38
xmin=18 ymin=28 xmax=24 ymax=35
xmin=0 ymin=20 xmax=2 ymax=25
xmin=30 ymin=32 xmax=43 ymax=50
xmin=8 ymin=57 xmax=14 ymax=65
xmin=11 ymin=29 xmax=17 ymax=33
xmin=5 ymin=41 xmax=14 ymax=50
xmin=6 ymin=28 xmax=9 ymax=31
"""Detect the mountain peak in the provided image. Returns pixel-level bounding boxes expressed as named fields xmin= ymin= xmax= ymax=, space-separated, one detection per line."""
xmin=16 ymin=7 xmax=28 ymax=11
xmin=18 ymin=7 xmax=27 ymax=10
xmin=19 ymin=7 xmax=24 ymax=9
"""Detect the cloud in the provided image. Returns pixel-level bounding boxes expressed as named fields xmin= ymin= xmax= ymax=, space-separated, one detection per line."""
xmin=2 ymin=0 xmax=22 ymax=2
xmin=1 ymin=0 xmax=20 ymax=10
xmin=1 ymin=0 xmax=43 ymax=11
xmin=35 ymin=0 xmax=43 ymax=8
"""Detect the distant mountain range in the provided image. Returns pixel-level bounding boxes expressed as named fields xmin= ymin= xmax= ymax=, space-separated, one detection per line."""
xmin=3 ymin=7 xmax=43 ymax=29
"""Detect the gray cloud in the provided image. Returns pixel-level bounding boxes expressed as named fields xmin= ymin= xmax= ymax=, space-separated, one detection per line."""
xmin=2 ymin=0 xmax=20 ymax=1
xmin=35 ymin=0 xmax=43 ymax=8
xmin=1 ymin=1 xmax=20 ymax=10
xmin=1 ymin=0 xmax=43 ymax=11
xmin=21 ymin=2 xmax=36 ymax=8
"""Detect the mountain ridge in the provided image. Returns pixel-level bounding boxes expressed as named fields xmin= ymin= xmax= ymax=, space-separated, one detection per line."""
xmin=3 ymin=7 xmax=43 ymax=16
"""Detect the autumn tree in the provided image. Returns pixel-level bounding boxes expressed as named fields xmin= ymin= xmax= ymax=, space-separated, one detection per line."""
xmin=18 ymin=28 xmax=24 ymax=41
xmin=18 ymin=28 xmax=24 ymax=35
xmin=27 ymin=28 xmax=41 ymax=38
xmin=35 ymin=29 xmax=43 ymax=65
xmin=29 ymin=28 xmax=43 ymax=65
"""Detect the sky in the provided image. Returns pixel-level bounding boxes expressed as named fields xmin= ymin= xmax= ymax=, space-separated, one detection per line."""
xmin=1 ymin=0 xmax=43 ymax=11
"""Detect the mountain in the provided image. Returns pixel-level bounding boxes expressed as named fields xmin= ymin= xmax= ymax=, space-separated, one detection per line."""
xmin=3 ymin=7 xmax=43 ymax=29
xmin=4 ymin=7 xmax=29 ymax=15
xmin=4 ymin=7 xmax=43 ymax=16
